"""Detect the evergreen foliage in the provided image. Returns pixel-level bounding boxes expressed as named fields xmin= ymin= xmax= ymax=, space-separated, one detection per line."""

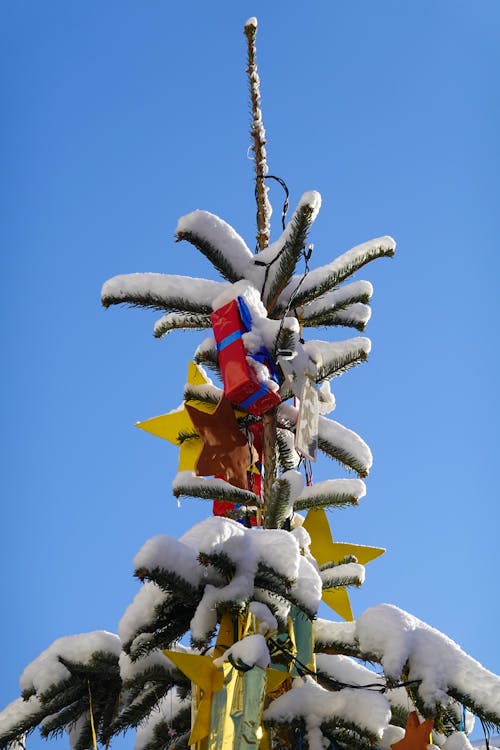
xmin=1 ymin=16 xmax=499 ymax=750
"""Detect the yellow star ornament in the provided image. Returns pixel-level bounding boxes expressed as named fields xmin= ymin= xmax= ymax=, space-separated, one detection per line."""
xmin=136 ymin=362 xmax=215 ymax=471
xmin=303 ymin=508 xmax=385 ymax=621
xmin=163 ymin=650 xmax=225 ymax=744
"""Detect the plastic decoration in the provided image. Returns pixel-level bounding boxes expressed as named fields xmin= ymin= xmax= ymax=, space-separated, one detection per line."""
xmin=135 ymin=361 xmax=213 ymax=471
xmin=303 ymin=508 xmax=385 ymax=620
xmin=162 ymin=650 xmax=225 ymax=745
xmin=207 ymin=663 xmax=267 ymax=750
xmin=211 ymin=297 xmax=281 ymax=416
xmin=391 ymin=712 xmax=434 ymax=750
xmin=295 ymin=376 xmax=319 ymax=460
xmin=186 ymin=396 xmax=257 ymax=489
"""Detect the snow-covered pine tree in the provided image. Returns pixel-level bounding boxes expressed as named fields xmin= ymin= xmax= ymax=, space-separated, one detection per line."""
xmin=1 ymin=16 xmax=499 ymax=750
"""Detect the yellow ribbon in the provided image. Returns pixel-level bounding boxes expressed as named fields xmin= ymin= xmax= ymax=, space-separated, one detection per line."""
xmin=163 ymin=651 xmax=225 ymax=744
xmin=87 ymin=681 xmax=98 ymax=750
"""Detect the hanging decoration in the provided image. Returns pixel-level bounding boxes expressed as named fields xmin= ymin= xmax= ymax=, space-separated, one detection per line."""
xmin=295 ymin=376 xmax=320 ymax=460
xmin=211 ymin=296 xmax=281 ymax=416
xmin=186 ymin=396 xmax=258 ymax=489
xmin=162 ymin=650 xmax=225 ymax=745
xmin=390 ymin=712 xmax=434 ymax=750
xmin=135 ymin=361 xmax=213 ymax=471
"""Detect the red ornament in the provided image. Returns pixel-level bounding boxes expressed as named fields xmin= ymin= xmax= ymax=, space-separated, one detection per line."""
xmin=211 ymin=299 xmax=281 ymax=416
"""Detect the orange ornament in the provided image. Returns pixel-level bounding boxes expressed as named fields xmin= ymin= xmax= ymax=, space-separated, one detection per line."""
xmin=391 ymin=712 xmax=434 ymax=750
xmin=186 ymin=396 xmax=257 ymax=489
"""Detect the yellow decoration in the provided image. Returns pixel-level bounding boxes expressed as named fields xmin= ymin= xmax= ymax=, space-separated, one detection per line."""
xmin=162 ymin=650 xmax=224 ymax=744
xmin=136 ymin=362 xmax=212 ymax=470
xmin=207 ymin=662 xmax=267 ymax=750
xmin=136 ymin=361 xmax=245 ymax=472
xmin=265 ymin=668 xmax=290 ymax=694
xmin=303 ymin=508 xmax=385 ymax=621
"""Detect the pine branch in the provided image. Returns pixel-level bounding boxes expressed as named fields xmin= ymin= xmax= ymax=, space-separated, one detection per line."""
xmin=299 ymin=280 xmax=373 ymax=323
xmin=123 ymin=596 xmax=195 ymax=659
xmin=320 ymin=563 xmax=365 ymax=589
xmin=275 ymin=236 xmax=395 ymax=311
xmin=134 ymin=567 xmax=203 ymax=606
xmin=257 ymin=561 xmax=294 ymax=591
xmin=40 ymin=697 xmax=89 ymax=739
xmin=56 ymin=652 xmax=120 ymax=681
xmin=176 ymin=210 xmax=253 ymax=282
xmin=259 ymin=194 xmax=321 ymax=312
xmin=279 ymin=404 xmax=372 ymax=477
xmin=197 ymin=550 xmax=236 ymax=581
xmin=317 ymin=416 xmax=372 ymax=478
xmin=320 ymin=556 xmax=358 ymax=569
xmin=274 ymin=322 xmax=299 ymax=359
xmin=303 ymin=303 xmax=372 ymax=332
xmin=262 ymin=407 xmax=278 ymax=509
xmin=137 ymin=712 xmax=191 ymax=750
xmin=321 ymin=720 xmax=379 ymax=749
xmin=293 ymin=479 xmax=366 ymax=512
xmin=265 ymin=475 xmax=295 ymax=529
xmin=276 ymin=427 xmax=299 ymax=471
xmin=71 ymin=715 xmax=95 ymax=750
xmin=101 ymin=274 xmax=225 ymax=314
xmin=183 ymin=383 xmax=222 ymax=406
xmin=254 ymin=570 xmax=292 ymax=602
xmin=0 ymin=697 xmax=47 ymax=750
xmin=121 ymin=663 xmax=187 ymax=693
xmin=153 ymin=312 xmax=211 ymax=338
xmin=313 ymin=620 xmax=378 ymax=661
xmin=127 ymin=607 xmax=194 ymax=662
xmin=193 ymin=337 xmax=221 ymax=378
xmin=172 ymin=472 xmax=259 ymax=506
xmin=107 ymin=683 xmax=172 ymax=736
xmin=304 ymin=338 xmax=371 ymax=382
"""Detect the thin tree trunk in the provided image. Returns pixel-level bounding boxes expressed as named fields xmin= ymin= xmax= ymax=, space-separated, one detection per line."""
xmin=244 ymin=18 xmax=278 ymax=513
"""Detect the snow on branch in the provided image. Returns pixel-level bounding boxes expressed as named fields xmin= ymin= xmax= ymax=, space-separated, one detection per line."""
xmin=172 ymin=472 xmax=259 ymax=506
xmin=193 ymin=336 xmax=220 ymax=376
xmin=20 ymin=632 xmax=121 ymax=699
xmin=247 ymin=191 xmax=322 ymax=312
xmin=356 ymin=605 xmax=500 ymax=725
xmin=264 ymin=675 xmax=391 ymax=749
xmin=275 ymin=236 xmax=395 ymax=312
xmin=299 ymin=280 xmax=373 ymax=322
xmin=0 ymin=632 xmax=123 ymax=750
xmin=0 ymin=695 xmax=45 ymax=749
xmin=176 ymin=210 xmax=253 ymax=282
xmin=318 ymin=414 xmax=373 ymax=477
xmin=279 ymin=404 xmax=372 ymax=477
xmin=293 ymin=478 xmax=366 ymax=512
xmin=313 ymin=619 xmax=360 ymax=657
xmin=101 ymin=273 xmax=227 ymax=314
xmin=266 ymin=469 xmax=304 ymax=529
xmin=320 ymin=562 xmax=365 ymax=589
xmin=153 ymin=311 xmax=211 ymax=338
xmin=327 ymin=303 xmax=372 ymax=331
xmin=303 ymin=302 xmax=372 ymax=332
xmin=134 ymin=688 xmax=191 ymax=750
xmin=304 ymin=337 xmax=371 ymax=382
xmin=119 ymin=582 xmax=169 ymax=648
xmin=133 ymin=535 xmax=205 ymax=601
xmin=315 ymin=606 xmax=500 ymax=727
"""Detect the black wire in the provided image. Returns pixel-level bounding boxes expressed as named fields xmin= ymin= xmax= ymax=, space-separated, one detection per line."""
xmin=275 ymin=245 xmax=312 ymax=356
xmin=255 ymin=173 xmax=290 ymax=232
xmin=480 ymin=718 xmax=491 ymax=750
xmin=267 ymin=636 xmax=422 ymax=694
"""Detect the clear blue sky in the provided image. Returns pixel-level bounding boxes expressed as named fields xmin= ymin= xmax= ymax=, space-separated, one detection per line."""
xmin=1 ymin=1 xmax=499 ymax=747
